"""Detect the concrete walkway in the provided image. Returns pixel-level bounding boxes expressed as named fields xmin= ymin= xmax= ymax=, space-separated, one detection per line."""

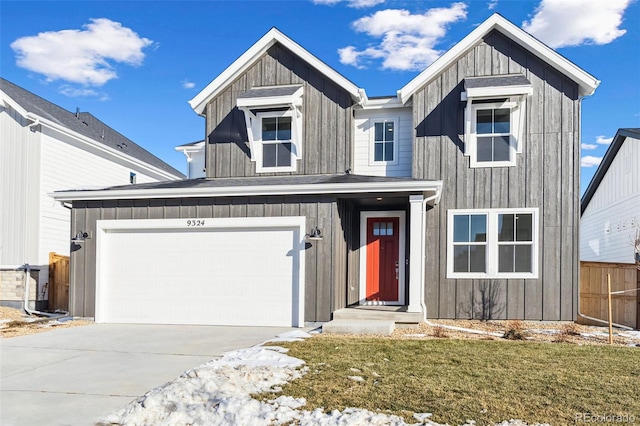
xmin=0 ymin=323 xmax=293 ymax=426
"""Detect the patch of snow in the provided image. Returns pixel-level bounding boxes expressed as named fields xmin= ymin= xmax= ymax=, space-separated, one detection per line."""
xmin=100 ymin=338 xmax=557 ymax=426
xmin=526 ymin=329 xmax=558 ymax=335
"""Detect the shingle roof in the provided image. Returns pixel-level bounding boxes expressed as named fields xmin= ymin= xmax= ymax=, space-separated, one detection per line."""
xmin=464 ymin=74 xmax=531 ymax=89
xmin=237 ymin=85 xmax=303 ymax=99
xmin=581 ymin=128 xmax=640 ymax=214
xmin=92 ymin=172 xmax=428 ymax=191
xmin=0 ymin=78 xmax=184 ymax=178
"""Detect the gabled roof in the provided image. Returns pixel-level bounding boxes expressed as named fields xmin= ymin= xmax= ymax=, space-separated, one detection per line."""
xmin=398 ymin=13 xmax=600 ymax=104
xmin=188 ymin=27 xmax=364 ymax=115
xmin=0 ymin=78 xmax=184 ymax=179
xmin=581 ymin=128 xmax=640 ymax=215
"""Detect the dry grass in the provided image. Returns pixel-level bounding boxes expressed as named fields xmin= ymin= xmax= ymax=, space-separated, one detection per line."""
xmin=0 ymin=307 xmax=92 ymax=338
xmin=263 ymin=336 xmax=640 ymax=425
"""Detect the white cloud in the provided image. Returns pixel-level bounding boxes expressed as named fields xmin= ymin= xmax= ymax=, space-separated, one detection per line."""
xmin=581 ymin=143 xmax=598 ymax=150
xmin=312 ymin=0 xmax=385 ymax=7
xmin=339 ymin=3 xmax=468 ymax=71
xmin=596 ymin=135 xmax=614 ymax=145
xmin=11 ymin=18 xmax=153 ymax=86
xmin=58 ymin=85 xmax=109 ymax=101
xmin=488 ymin=0 xmax=499 ymax=10
xmin=181 ymin=79 xmax=196 ymax=89
xmin=348 ymin=0 xmax=386 ymax=7
xmin=581 ymin=155 xmax=603 ymax=168
xmin=522 ymin=0 xmax=631 ymax=48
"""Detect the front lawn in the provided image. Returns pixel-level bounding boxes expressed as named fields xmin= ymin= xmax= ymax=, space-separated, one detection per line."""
xmin=262 ymin=337 xmax=640 ymax=425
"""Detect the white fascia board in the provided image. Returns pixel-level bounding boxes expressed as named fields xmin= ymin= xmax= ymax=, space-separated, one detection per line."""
xmin=0 ymin=90 xmax=31 ymax=119
xmin=51 ymin=180 xmax=443 ymax=202
xmin=398 ymin=13 xmax=600 ymax=104
xmin=189 ymin=28 xmax=364 ymax=115
xmin=236 ymin=86 xmax=303 ymax=108
xmin=462 ymin=85 xmax=533 ymax=101
xmin=175 ymin=141 xmax=205 ymax=153
xmin=360 ymin=96 xmax=406 ymax=110
xmin=28 ymin=112 xmax=182 ymax=181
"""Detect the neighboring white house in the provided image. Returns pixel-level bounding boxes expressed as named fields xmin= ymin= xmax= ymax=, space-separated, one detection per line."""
xmin=0 ymin=78 xmax=185 ymax=310
xmin=581 ymin=128 xmax=640 ymax=264
xmin=175 ymin=140 xmax=206 ymax=178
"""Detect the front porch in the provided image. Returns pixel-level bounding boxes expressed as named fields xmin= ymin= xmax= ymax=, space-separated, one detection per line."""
xmin=323 ymin=306 xmax=423 ymax=335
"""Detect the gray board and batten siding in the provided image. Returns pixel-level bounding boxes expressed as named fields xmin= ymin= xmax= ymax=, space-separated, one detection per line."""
xmin=205 ymin=43 xmax=355 ymax=178
xmin=413 ymin=30 xmax=580 ymax=321
xmin=68 ymin=196 xmax=355 ymax=323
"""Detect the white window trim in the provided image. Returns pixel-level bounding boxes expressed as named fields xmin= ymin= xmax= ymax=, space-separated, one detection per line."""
xmin=465 ymin=100 xmax=523 ymax=168
xmin=447 ymin=208 xmax=539 ymax=279
xmin=462 ymin=87 xmax=529 ymax=168
xmin=251 ymin=110 xmax=299 ymax=173
xmin=368 ymin=118 xmax=399 ymax=166
xmin=237 ymin=86 xmax=303 ymax=172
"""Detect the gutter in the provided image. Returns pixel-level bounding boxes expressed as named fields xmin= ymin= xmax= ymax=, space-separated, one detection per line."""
xmin=51 ymin=180 xmax=445 ymax=202
xmin=24 ymin=112 xmax=182 ymax=181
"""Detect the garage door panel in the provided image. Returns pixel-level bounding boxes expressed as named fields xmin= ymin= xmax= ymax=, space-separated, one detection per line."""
xmin=96 ymin=218 xmax=304 ymax=327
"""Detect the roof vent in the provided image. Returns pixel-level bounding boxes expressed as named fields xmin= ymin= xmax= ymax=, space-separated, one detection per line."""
xmin=75 ymin=107 xmax=80 ymax=118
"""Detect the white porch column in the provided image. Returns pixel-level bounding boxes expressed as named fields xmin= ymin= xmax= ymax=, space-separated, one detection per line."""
xmin=408 ymin=194 xmax=425 ymax=314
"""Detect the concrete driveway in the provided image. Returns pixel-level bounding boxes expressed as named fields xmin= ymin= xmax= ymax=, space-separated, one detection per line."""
xmin=0 ymin=323 xmax=294 ymax=426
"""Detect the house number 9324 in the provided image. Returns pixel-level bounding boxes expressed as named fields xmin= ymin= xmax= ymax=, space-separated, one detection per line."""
xmin=186 ymin=219 xmax=205 ymax=227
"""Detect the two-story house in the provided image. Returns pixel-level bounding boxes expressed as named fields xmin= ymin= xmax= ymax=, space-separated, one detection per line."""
xmin=53 ymin=14 xmax=598 ymax=327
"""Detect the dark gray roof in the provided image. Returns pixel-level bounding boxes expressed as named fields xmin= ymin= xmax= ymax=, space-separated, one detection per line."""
xmin=237 ymin=85 xmax=303 ymax=99
xmin=79 ymin=173 xmax=429 ymax=192
xmin=581 ymin=128 xmax=640 ymax=214
xmin=1 ymin=78 xmax=184 ymax=178
xmin=175 ymin=140 xmax=205 ymax=148
xmin=465 ymin=74 xmax=531 ymax=88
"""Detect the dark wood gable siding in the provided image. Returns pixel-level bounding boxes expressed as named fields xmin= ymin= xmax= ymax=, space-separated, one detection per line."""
xmin=413 ymin=30 xmax=580 ymax=321
xmin=205 ymin=43 xmax=355 ymax=178
xmin=69 ymin=196 xmax=352 ymax=323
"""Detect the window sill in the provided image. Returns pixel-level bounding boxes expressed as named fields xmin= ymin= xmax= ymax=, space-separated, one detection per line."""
xmin=447 ymin=272 xmax=539 ymax=279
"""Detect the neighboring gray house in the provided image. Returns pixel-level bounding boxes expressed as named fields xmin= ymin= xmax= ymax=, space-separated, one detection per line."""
xmin=581 ymin=128 xmax=640 ymax=264
xmin=53 ymin=14 xmax=599 ymax=327
xmin=0 ymin=78 xmax=184 ymax=311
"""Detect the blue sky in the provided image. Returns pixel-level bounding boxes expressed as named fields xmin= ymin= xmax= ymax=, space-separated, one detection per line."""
xmin=2 ymin=0 xmax=638 ymax=193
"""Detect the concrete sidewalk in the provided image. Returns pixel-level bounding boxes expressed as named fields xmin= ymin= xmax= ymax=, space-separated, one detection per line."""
xmin=0 ymin=323 xmax=292 ymax=426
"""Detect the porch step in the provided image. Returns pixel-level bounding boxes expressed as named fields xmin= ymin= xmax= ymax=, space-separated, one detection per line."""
xmin=332 ymin=307 xmax=423 ymax=324
xmin=322 ymin=319 xmax=395 ymax=335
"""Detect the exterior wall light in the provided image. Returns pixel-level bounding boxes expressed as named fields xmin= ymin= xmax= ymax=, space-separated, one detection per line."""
xmin=71 ymin=231 xmax=90 ymax=243
xmin=305 ymin=227 xmax=323 ymax=241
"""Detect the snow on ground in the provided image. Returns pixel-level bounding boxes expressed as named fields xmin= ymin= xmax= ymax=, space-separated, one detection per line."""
xmin=98 ymin=331 xmax=549 ymax=426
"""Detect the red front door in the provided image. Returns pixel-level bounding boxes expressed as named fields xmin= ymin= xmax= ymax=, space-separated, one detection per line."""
xmin=366 ymin=217 xmax=400 ymax=302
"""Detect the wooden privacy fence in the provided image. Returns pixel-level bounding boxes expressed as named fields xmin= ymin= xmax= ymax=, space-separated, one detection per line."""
xmin=580 ymin=261 xmax=639 ymax=329
xmin=48 ymin=252 xmax=70 ymax=312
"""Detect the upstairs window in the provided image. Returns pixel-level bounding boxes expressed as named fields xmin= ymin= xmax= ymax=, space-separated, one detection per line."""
xmin=369 ymin=118 xmax=398 ymax=165
xmin=462 ymin=75 xmax=532 ymax=168
xmin=261 ymin=116 xmax=292 ymax=169
xmin=474 ymin=103 xmax=512 ymax=164
xmin=237 ymin=85 xmax=303 ymax=173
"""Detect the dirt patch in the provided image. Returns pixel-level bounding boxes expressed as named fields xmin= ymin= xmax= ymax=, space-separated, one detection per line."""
xmin=392 ymin=319 xmax=640 ymax=346
xmin=0 ymin=307 xmax=92 ymax=338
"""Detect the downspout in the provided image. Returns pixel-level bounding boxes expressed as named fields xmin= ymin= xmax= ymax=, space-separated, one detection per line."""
xmin=22 ymin=264 xmax=60 ymax=317
xmin=572 ymin=91 xmax=631 ymax=331
xmin=419 ymin=190 xmax=440 ymax=323
xmin=27 ymin=118 xmax=40 ymax=131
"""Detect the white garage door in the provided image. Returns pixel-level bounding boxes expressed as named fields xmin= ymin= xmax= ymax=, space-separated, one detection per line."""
xmin=95 ymin=217 xmax=305 ymax=327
